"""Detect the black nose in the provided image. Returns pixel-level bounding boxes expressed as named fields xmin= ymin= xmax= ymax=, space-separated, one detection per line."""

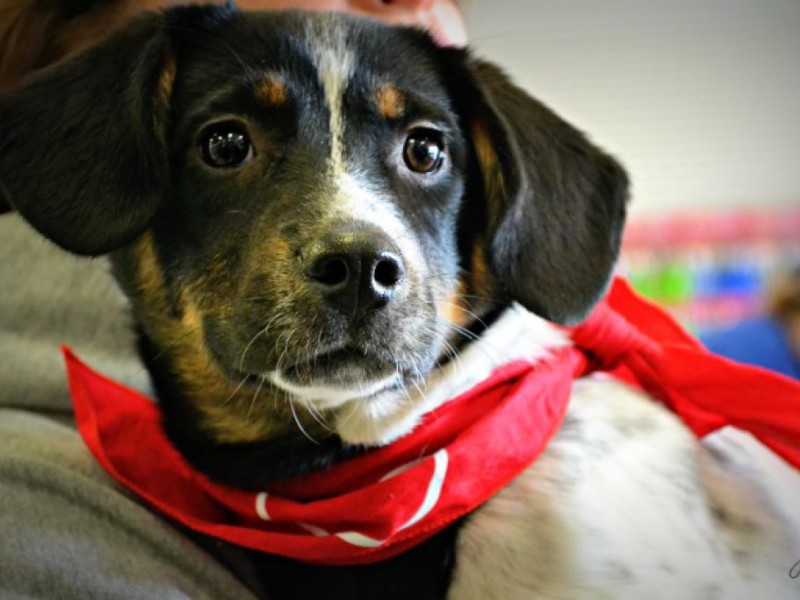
xmin=305 ymin=229 xmax=405 ymax=320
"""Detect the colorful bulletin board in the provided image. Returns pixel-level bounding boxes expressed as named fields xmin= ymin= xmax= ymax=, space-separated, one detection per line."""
xmin=621 ymin=208 xmax=800 ymax=335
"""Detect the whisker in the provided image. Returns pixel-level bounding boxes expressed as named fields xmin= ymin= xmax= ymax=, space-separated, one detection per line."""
xmin=304 ymin=403 xmax=333 ymax=433
xmin=290 ymin=399 xmax=321 ymax=444
xmin=395 ymin=360 xmax=416 ymax=410
xmin=238 ymin=327 xmax=267 ymax=371
xmin=246 ymin=375 xmax=265 ymax=421
xmin=438 ymin=336 xmax=465 ymax=374
xmin=410 ymin=378 xmax=431 ymax=413
xmin=433 ymin=297 xmax=491 ymax=331
xmin=223 ymin=373 xmax=252 ymax=406
xmin=443 ymin=321 xmax=481 ymax=342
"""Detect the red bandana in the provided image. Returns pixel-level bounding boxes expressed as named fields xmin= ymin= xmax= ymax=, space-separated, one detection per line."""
xmin=64 ymin=278 xmax=800 ymax=565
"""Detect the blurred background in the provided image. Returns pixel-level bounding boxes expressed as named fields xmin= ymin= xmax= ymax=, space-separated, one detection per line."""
xmin=461 ymin=0 xmax=800 ymax=335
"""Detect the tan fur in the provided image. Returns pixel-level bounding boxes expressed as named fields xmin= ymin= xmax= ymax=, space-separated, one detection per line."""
xmin=375 ymin=84 xmax=406 ymax=121
xmin=187 ymin=252 xmax=241 ymax=311
xmin=132 ymin=231 xmax=169 ymax=305
xmin=439 ymin=279 xmax=472 ymax=331
xmin=153 ymin=49 xmax=176 ymax=139
xmin=244 ymin=234 xmax=311 ymax=311
xmin=439 ymin=243 xmax=495 ymax=350
xmin=171 ymin=297 xmax=281 ymax=444
xmin=130 ymin=233 xmax=310 ymax=444
xmin=254 ymin=75 xmax=288 ymax=107
xmin=470 ymin=120 xmax=506 ymax=230
xmin=467 ymin=237 xmax=494 ymax=304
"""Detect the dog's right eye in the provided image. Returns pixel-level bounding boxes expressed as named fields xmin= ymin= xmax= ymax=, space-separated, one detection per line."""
xmin=200 ymin=124 xmax=254 ymax=168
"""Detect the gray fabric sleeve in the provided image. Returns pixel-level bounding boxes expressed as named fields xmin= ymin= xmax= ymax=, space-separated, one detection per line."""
xmin=0 ymin=409 xmax=259 ymax=600
xmin=0 ymin=215 xmax=260 ymax=599
xmin=0 ymin=214 xmax=150 ymax=414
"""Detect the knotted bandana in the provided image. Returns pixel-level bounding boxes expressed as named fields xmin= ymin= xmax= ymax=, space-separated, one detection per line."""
xmin=64 ymin=277 xmax=800 ymax=565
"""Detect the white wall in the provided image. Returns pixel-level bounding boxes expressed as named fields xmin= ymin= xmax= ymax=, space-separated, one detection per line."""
xmin=460 ymin=0 xmax=800 ymax=217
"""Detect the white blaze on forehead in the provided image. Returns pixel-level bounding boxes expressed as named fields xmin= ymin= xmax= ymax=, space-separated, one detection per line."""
xmin=304 ymin=16 xmax=353 ymax=180
xmin=303 ymin=18 xmax=423 ymax=272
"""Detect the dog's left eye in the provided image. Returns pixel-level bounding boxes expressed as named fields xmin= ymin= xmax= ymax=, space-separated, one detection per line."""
xmin=403 ymin=129 xmax=445 ymax=174
xmin=200 ymin=124 xmax=254 ymax=168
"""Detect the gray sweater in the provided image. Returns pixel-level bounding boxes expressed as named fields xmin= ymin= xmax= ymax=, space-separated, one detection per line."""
xmin=0 ymin=213 xmax=258 ymax=599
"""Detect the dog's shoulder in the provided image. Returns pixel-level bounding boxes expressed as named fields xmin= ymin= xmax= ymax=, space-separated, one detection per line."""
xmin=451 ymin=376 xmax=800 ymax=599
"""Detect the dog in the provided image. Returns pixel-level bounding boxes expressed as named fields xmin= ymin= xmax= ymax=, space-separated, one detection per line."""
xmin=1 ymin=4 xmax=798 ymax=598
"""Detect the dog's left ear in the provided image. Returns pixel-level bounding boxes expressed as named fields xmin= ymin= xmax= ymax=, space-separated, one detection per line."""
xmin=451 ymin=55 xmax=629 ymax=325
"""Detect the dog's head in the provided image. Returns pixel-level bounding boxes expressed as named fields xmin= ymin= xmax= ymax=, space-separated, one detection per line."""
xmin=0 ymin=5 xmax=627 ymax=485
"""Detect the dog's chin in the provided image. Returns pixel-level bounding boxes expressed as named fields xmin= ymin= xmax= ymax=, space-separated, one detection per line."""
xmin=265 ymin=347 xmax=401 ymax=407
xmin=270 ymin=349 xmax=434 ymax=447
xmin=270 ymin=368 xmax=401 ymax=411
xmin=264 ymin=364 xmax=425 ymax=448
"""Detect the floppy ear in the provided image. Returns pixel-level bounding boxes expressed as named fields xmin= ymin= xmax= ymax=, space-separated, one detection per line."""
xmin=454 ymin=56 xmax=628 ymax=325
xmin=0 ymin=12 xmax=171 ymax=255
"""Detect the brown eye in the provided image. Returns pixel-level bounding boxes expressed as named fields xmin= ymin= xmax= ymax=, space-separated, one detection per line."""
xmin=200 ymin=124 xmax=253 ymax=168
xmin=403 ymin=129 xmax=444 ymax=174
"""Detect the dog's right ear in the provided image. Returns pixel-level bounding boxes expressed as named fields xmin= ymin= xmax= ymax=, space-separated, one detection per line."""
xmin=0 ymin=12 xmax=171 ymax=255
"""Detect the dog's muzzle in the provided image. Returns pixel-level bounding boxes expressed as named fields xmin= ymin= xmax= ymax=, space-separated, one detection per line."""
xmin=260 ymin=221 xmax=424 ymax=406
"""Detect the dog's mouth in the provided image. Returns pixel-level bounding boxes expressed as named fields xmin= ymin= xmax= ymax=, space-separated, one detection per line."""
xmin=235 ymin=345 xmax=403 ymax=409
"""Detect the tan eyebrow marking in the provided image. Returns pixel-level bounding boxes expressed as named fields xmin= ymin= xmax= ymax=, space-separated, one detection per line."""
xmin=254 ymin=76 xmax=288 ymax=107
xmin=375 ymin=84 xmax=406 ymax=121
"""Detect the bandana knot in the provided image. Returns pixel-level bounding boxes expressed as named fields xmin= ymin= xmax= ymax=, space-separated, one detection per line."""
xmin=569 ymin=300 xmax=658 ymax=370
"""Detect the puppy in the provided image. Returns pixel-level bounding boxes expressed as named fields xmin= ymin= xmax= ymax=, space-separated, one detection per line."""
xmin=1 ymin=5 xmax=798 ymax=599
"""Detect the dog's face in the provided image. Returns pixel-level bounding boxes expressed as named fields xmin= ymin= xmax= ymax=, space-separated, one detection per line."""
xmin=123 ymin=11 xmax=472 ymax=448
xmin=162 ymin=12 xmax=468 ymax=397
xmin=0 ymin=6 xmax=627 ymax=485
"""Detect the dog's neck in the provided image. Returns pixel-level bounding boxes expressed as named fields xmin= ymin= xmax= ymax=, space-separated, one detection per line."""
xmin=138 ymin=299 xmax=568 ymax=487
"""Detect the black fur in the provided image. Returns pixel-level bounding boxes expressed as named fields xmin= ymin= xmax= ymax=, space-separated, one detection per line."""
xmin=246 ymin=520 xmax=462 ymax=600
xmin=0 ymin=11 xmax=171 ymax=254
